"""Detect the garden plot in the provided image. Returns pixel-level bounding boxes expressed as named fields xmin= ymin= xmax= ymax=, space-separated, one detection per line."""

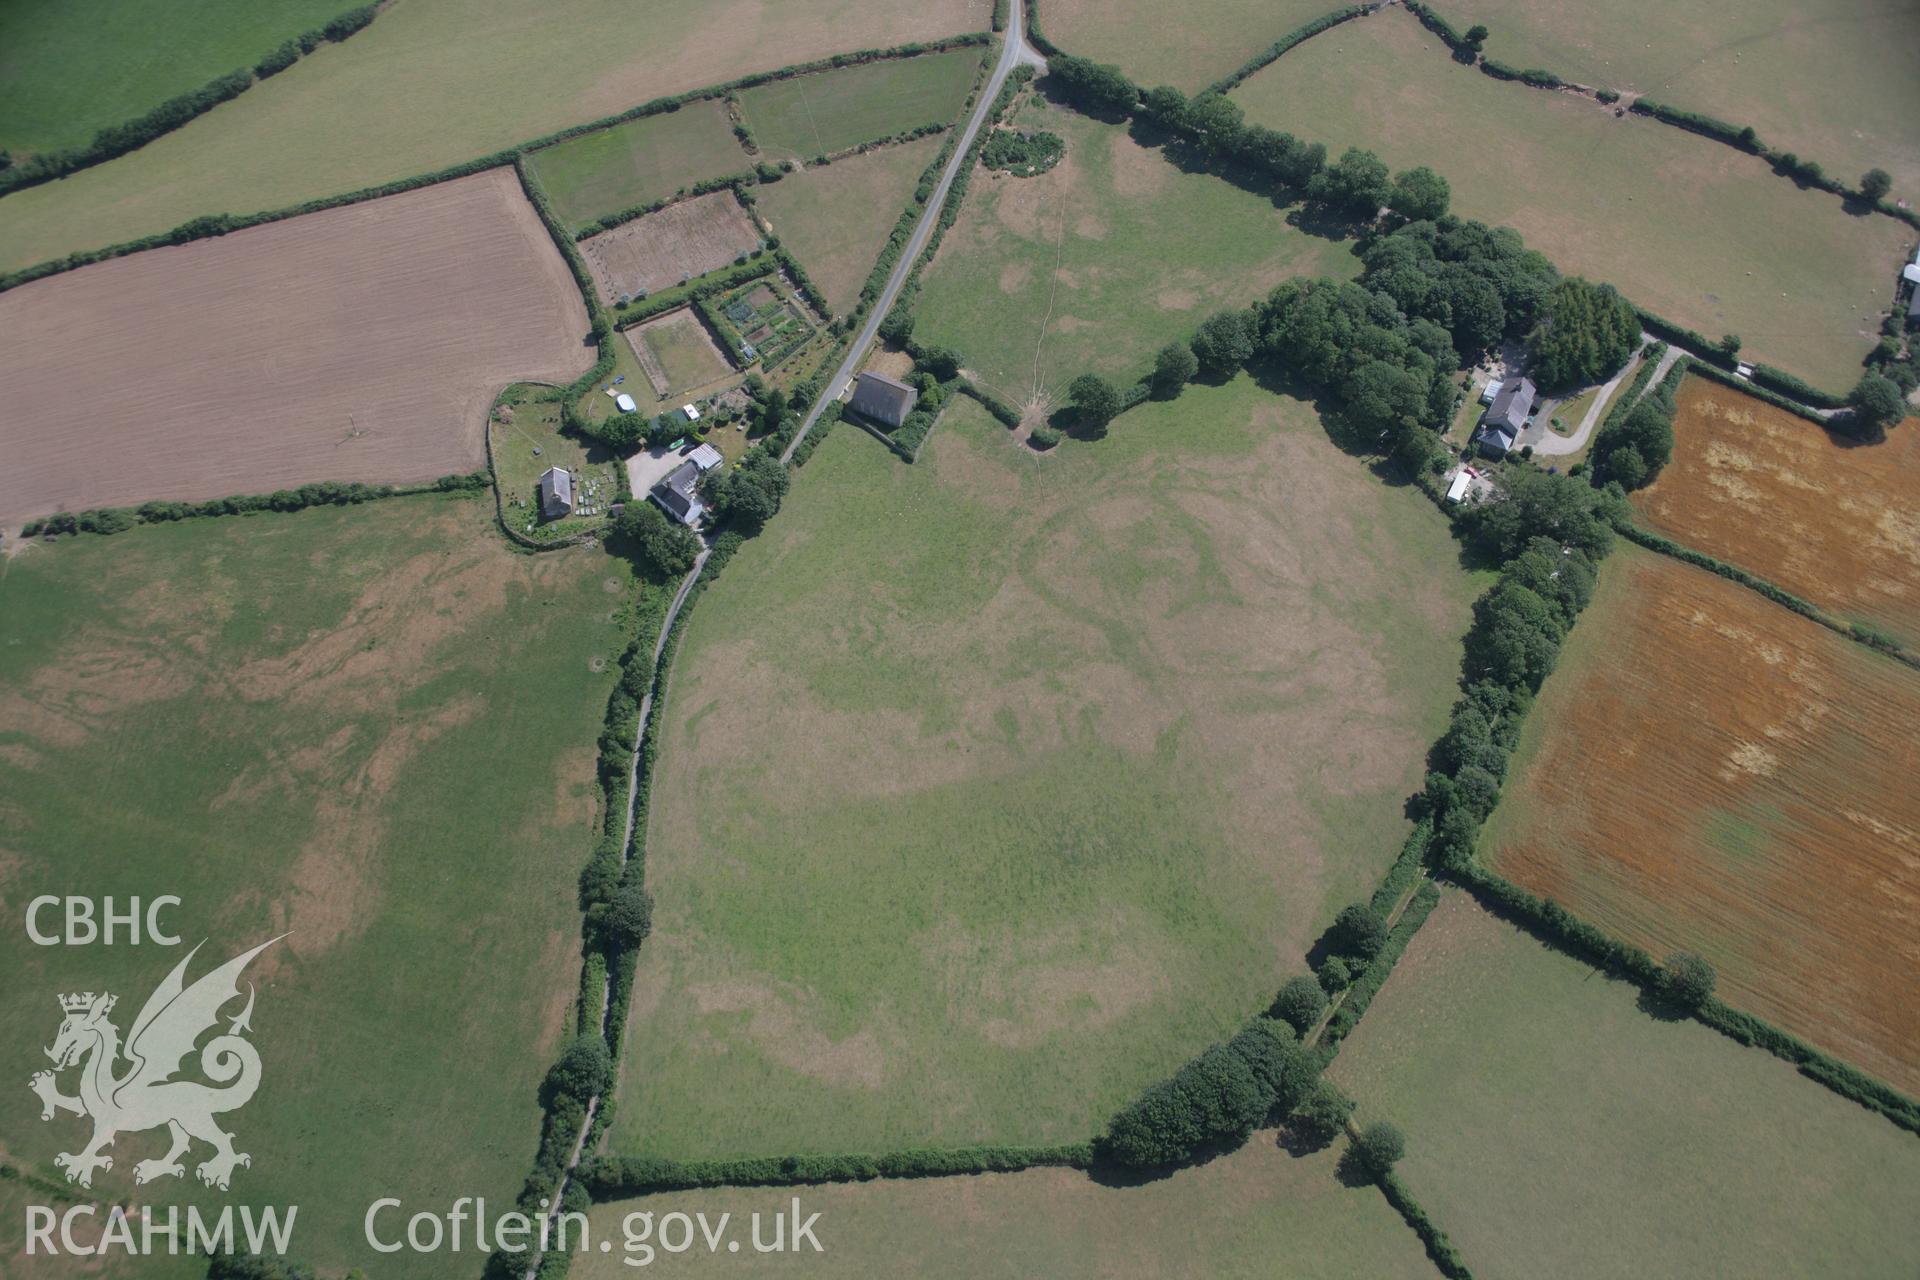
xmin=1483 ymin=546 xmax=1920 ymax=1094
xmin=580 ymin=190 xmax=764 ymax=306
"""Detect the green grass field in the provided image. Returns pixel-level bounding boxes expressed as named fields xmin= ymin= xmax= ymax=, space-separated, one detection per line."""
xmin=610 ymin=381 xmax=1480 ymax=1160
xmin=1042 ymin=0 xmax=1343 ymax=91
xmin=0 ymin=497 xmax=665 ymax=1277
xmin=0 ymin=0 xmax=988 ymax=272
xmin=1329 ymin=890 xmax=1920 ymax=1277
xmin=739 ymin=48 xmax=980 ymax=160
xmin=527 ymin=102 xmax=746 ymax=228
xmin=573 ymin=1134 xmax=1431 ymax=1277
xmin=0 ymin=0 xmax=349 ymax=156
xmin=1230 ymin=8 xmax=1913 ymax=392
xmin=913 ymin=95 xmax=1359 ymax=408
xmin=1437 ymin=0 xmax=1920 ymax=201
xmin=756 ymin=136 xmax=944 ymax=313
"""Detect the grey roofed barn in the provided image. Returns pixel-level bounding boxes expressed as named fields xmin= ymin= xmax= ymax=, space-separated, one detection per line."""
xmin=847 ymin=371 xmax=919 ymax=429
xmin=649 ymin=460 xmax=706 ymax=526
xmin=537 ymin=466 xmax=574 ymax=520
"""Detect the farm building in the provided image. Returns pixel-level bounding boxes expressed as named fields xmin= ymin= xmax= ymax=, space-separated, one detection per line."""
xmin=1474 ymin=376 xmax=1536 ymax=456
xmin=538 ymin=466 xmax=575 ymax=520
xmin=847 ymin=371 xmax=919 ymax=429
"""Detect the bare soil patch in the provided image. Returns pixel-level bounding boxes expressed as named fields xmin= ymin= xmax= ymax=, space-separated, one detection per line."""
xmin=580 ymin=191 xmax=761 ymax=305
xmin=1633 ymin=378 xmax=1920 ymax=648
xmin=1488 ymin=548 xmax=1920 ymax=1093
xmin=0 ymin=168 xmax=591 ymax=529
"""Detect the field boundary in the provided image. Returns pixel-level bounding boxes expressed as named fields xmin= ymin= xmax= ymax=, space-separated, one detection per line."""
xmin=0 ymin=35 xmax=994 ymax=297
xmin=1398 ymin=0 xmax=1920 ymax=234
xmin=0 ymin=2 xmax=383 ymax=199
xmin=16 ymin=471 xmax=488 ymax=541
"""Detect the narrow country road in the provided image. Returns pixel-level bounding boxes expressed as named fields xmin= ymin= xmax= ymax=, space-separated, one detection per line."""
xmin=780 ymin=14 xmax=1044 ymax=464
xmin=522 ymin=541 xmax=708 ymax=1279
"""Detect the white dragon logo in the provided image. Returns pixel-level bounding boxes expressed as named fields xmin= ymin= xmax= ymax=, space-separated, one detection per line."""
xmin=28 ymin=936 xmax=282 ymax=1191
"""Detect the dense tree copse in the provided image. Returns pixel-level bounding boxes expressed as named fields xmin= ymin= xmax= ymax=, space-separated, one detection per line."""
xmin=1590 ymin=382 xmax=1677 ymax=489
xmin=1308 ymin=147 xmax=1391 ymax=216
xmin=1464 ymin=466 xmax=1616 ymax=561
xmin=1046 ymin=54 xmax=1139 ymax=117
xmin=613 ymin=501 xmax=702 ymax=577
xmin=1527 ymin=276 xmax=1639 ymax=392
xmin=708 ymin=448 xmax=790 ymax=528
xmin=1099 ymin=1018 xmax=1316 ymax=1168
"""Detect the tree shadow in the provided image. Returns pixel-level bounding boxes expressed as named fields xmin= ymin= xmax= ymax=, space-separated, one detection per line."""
xmin=1277 ymin=1123 xmax=1338 ymax=1159
xmin=1051 ymin=402 xmax=1110 ymax=441
xmin=1334 ymin=1146 xmax=1378 ymax=1188
xmin=1635 ymin=985 xmax=1692 ymax=1023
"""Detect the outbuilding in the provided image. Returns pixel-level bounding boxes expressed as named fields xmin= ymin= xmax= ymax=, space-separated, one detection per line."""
xmin=688 ymin=442 xmax=723 ymax=472
xmin=847 ymin=371 xmax=919 ymax=429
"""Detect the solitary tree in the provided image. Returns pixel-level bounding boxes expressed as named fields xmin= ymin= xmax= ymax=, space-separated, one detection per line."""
xmin=545 ymin=1035 xmax=613 ymax=1103
xmin=1318 ymin=956 xmax=1353 ymax=993
xmin=1189 ymin=309 xmax=1258 ymax=374
xmin=1333 ymin=904 xmax=1387 ymax=961
xmin=601 ymin=881 xmax=655 ymax=951
xmin=1273 ymin=975 xmax=1328 ymax=1034
xmin=1464 ymin=23 xmax=1489 ymax=49
xmin=1353 ymin=1122 xmax=1406 ymax=1175
xmin=1860 ymin=168 xmax=1893 ymax=201
xmin=1389 ymin=166 xmax=1451 ymax=222
xmin=1151 ymin=341 xmax=1199 ymax=397
xmin=1068 ymin=373 xmax=1124 ymax=427
xmin=1657 ymin=952 xmax=1716 ymax=1009
xmin=1848 ymin=372 xmax=1907 ymax=435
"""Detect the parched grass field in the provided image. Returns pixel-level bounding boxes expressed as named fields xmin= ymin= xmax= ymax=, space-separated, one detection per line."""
xmin=0 ymin=496 xmax=665 ymax=1278
xmin=612 ymin=381 xmax=1482 ymax=1160
xmin=738 ymin=48 xmax=981 ymax=160
xmin=574 ymin=1135 xmax=1431 ymax=1278
xmin=580 ymin=191 xmax=764 ymax=303
xmin=0 ymin=168 xmax=592 ymax=530
xmin=631 ymin=308 xmax=738 ymax=397
xmin=755 ymin=135 xmax=945 ymax=313
xmin=913 ymin=96 xmax=1359 ymax=407
xmin=0 ymin=0 xmax=348 ymax=155
xmin=1435 ymin=0 xmax=1920 ymax=201
xmin=1043 ymin=0 xmax=1343 ymax=91
xmin=1482 ymin=546 xmax=1920 ymax=1095
xmin=529 ymin=103 xmax=746 ymax=230
xmin=1633 ymin=377 xmax=1920 ymax=649
xmin=1330 ymin=890 xmax=1920 ymax=1278
xmin=0 ymin=0 xmax=991 ymax=273
xmin=1230 ymin=7 xmax=1914 ymax=392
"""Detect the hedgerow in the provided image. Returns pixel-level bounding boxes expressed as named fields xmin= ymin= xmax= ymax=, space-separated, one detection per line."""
xmin=1321 ymin=879 xmax=1441 ymax=1048
xmin=1202 ymin=7 xmax=1367 ymax=96
xmin=1678 ymin=358 xmax=1832 ymax=425
xmin=17 ymin=474 xmax=486 ymax=540
xmin=1627 ymin=98 xmax=1760 ymax=153
xmin=0 ymin=4 xmax=382 ymax=198
xmin=585 ymin=1143 xmax=1093 ymax=1199
xmin=1378 ymin=1170 xmax=1476 ymax=1279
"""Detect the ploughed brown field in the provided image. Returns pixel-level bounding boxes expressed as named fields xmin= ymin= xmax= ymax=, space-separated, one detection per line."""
xmin=580 ymin=190 xmax=763 ymax=306
xmin=0 ymin=168 xmax=591 ymax=528
xmin=1486 ymin=547 xmax=1920 ymax=1093
xmin=1633 ymin=378 xmax=1920 ymax=649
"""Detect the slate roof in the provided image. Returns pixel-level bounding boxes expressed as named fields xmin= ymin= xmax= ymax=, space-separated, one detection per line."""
xmin=848 ymin=371 xmax=919 ymax=429
xmin=1483 ymin=376 xmax=1537 ymax=435
xmin=537 ymin=466 xmax=574 ymax=520
xmin=650 ymin=461 xmax=705 ymax=526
